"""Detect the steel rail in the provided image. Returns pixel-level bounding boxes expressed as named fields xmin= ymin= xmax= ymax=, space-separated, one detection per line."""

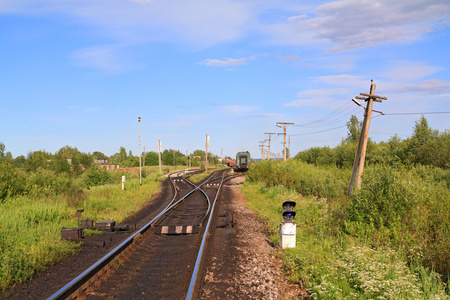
xmin=185 ymin=171 xmax=226 ymax=300
xmin=48 ymin=169 xmax=229 ymax=299
xmin=48 ymin=173 xmax=187 ymax=300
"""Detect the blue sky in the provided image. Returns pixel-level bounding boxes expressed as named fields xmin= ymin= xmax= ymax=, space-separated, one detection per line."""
xmin=1 ymin=0 xmax=449 ymax=159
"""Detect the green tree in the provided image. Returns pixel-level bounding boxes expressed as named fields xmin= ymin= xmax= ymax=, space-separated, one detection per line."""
xmin=345 ymin=115 xmax=362 ymax=143
xmin=13 ymin=155 xmax=26 ymax=168
xmin=25 ymin=150 xmax=51 ymax=171
xmin=109 ymin=147 xmax=129 ymax=165
xmin=144 ymin=151 xmax=159 ymax=166
xmin=53 ymin=145 xmax=84 ymax=175
xmin=161 ymin=149 xmax=185 ymax=166
xmin=408 ymin=116 xmax=438 ymax=165
xmin=92 ymin=151 xmax=108 ymax=160
xmin=119 ymin=147 xmax=128 ymax=162
xmin=0 ymin=142 xmax=5 ymax=159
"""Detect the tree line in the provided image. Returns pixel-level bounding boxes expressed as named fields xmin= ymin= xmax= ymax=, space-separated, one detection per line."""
xmin=295 ymin=115 xmax=450 ymax=170
xmin=0 ymin=144 xmax=220 ymax=172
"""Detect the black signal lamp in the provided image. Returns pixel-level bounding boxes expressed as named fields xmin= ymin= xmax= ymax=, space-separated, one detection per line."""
xmin=282 ymin=200 xmax=296 ymax=222
xmin=282 ymin=200 xmax=296 ymax=210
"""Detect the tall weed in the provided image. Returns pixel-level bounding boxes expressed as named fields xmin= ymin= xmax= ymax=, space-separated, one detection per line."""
xmin=247 ymin=160 xmax=349 ymax=199
xmin=347 ymin=165 xmax=450 ymax=282
xmin=242 ymin=160 xmax=449 ymax=297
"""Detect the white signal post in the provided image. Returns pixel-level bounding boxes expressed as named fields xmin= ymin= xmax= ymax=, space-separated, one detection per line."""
xmin=158 ymin=140 xmax=162 ymax=173
xmin=280 ymin=200 xmax=296 ymax=249
xmin=138 ymin=117 xmax=142 ymax=186
xmin=205 ymin=134 xmax=210 ymax=173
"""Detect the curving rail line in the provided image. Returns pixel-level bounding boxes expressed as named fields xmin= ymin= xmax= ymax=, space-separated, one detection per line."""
xmin=48 ymin=169 xmax=233 ymax=300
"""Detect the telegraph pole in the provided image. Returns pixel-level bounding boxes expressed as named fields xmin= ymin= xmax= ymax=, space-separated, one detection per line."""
xmin=276 ymin=122 xmax=294 ymax=161
xmin=264 ymin=133 xmax=276 ymax=160
xmin=258 ymin=140 xmax=265 ymax=160
xmin=288 ymin=135 xmax=291 ymax=159
xmin=348 ymin=82 xmax=387 ymax=195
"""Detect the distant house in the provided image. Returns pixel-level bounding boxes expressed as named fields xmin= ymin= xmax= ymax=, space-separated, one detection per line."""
xmin=94 ymin=158 xmax=119 ymax=170
xmin=94 ymin=159 xmax=108 ymax=164
xmin=99 ymin=164 xmax=119 ymax=170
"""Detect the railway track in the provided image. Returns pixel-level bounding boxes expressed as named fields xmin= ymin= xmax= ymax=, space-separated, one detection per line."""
xmin=48 ymin=168 xmax=238 ymax=300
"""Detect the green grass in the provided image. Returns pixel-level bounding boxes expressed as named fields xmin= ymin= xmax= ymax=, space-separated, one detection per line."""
xmin=188 ymin=170 xmax=211 ymax=183
xmin=0 ymin=169 xmax=164 ymax=294
xmin=240 ymin=179 xmax=449 ymax=299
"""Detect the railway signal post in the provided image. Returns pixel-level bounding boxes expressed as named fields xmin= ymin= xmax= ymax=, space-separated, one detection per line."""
xmin=158 ymin=140 xmax=162 ymax=173
xmin=280 ymin=200 xmax=296 ymax=249
xmin=138 ymin=117 xmax=142 ymax=186
xmin=205 ymin=134 xmax=209 ymax=172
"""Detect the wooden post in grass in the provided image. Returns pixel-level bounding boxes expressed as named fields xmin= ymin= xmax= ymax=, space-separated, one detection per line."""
xmin=348 ymin=82 xmax=387 ymax=195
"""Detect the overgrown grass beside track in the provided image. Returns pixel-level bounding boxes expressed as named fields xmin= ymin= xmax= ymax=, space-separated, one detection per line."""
xmin=0 ymin=166 xmax=188 ymax=295
xmin=242 ymin=160 xmax=450 ymax=298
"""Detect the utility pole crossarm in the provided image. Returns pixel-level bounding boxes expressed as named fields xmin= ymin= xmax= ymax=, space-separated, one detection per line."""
xmin=359 ymin=93 xmax=387 ymax=100
xmin=275 ymin=122 xmax=294 ymax=161
xmin=264 ymin=132 xmax=277 ymax=160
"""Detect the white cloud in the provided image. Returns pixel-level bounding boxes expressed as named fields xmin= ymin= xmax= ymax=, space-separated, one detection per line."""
xmin=71 ymin=44 xmax=135 ymax=73
xmin=267 ymin=0 xmax=450 ymax=52
xmin=3 ymin=0 xmax=447 ymax=63
xmin=397 ymin=79 xmax=450 ymax=94
xmin=381 ymin=61 xmax=443 ymax=82
xmin=287 ymin=15 xmax=306 ymax=22
xmin=285 ymin=88 xmax=352 ymax=108
xmin=200 ymin=54 xmax=265 ymax=68
xmin=277 ymin=55 xmax=300 ymax=63
xmin=2 ymin=0 xmax=254 ymax=46
xmin=315 ymin=74 xmax=369 ymax=87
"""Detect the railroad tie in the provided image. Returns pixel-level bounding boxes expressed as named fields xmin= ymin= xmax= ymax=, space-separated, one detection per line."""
xmin=156 ymin=225 xmax=198 ymax=235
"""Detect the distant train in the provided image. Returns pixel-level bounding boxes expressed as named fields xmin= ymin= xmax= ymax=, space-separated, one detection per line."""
xmin=235 ymin=151 xmax=251 ymax=172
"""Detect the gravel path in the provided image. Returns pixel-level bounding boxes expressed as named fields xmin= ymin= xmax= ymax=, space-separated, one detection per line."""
xmin=199 ymin=177 xmax=305 ymax=299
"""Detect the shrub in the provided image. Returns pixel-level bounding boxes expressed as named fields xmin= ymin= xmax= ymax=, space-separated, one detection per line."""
xmin=247 ymin=160 xmax=349 ymax=199
xmin=83 ymin=166 xmax=112 ymax=187
xmin=347 ymin=165 xmax=450 ymax=282
xmin=0 ymin=160 xmax=26 ymax=201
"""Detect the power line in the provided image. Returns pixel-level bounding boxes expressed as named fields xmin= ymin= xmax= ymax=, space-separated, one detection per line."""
xmin=290 ymin=125 xmax=347 ymax=136
xmin=293 ymin=101 xmax=357 ymax=127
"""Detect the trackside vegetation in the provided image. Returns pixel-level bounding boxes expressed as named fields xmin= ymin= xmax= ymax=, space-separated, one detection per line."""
xmin=0 ymin=167 xmax=163 ymax=294
xmin=0 ymin=142 xmax=222 ymax=295
xmin=242 ymin=116 xmax=449 ymax=298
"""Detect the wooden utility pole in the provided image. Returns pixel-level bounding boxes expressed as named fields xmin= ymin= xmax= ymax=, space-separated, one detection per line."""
xmin=276 ymin=122 xmax=294 ymax=161
xmin=288 ymin=135 xmax=291 ymax=159
xmin=264 ymin=133 xmax=276 ymax=160
xmin=258 ymin=140 xmax=265 ymax=160
xmin=348 ymin=82 xmax=387 ymax=195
